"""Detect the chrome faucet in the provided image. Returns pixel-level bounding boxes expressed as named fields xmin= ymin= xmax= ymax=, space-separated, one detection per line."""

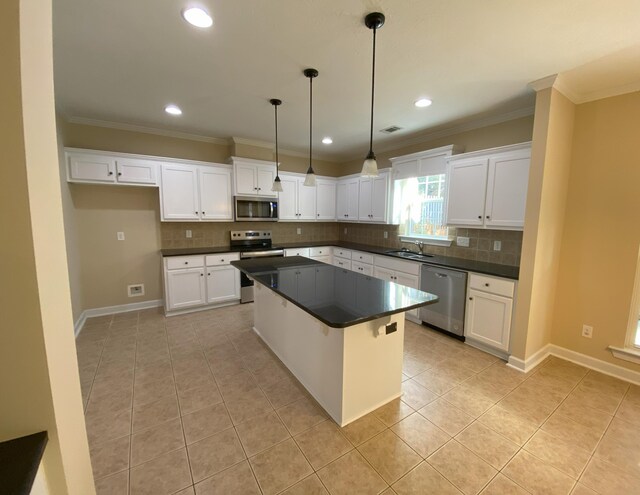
xmin=402 ymin=240 xmax=425 ymax=254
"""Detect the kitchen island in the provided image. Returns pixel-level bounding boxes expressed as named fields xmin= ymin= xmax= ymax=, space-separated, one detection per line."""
xmin=231 ymin=256 xmax=438 ymax=426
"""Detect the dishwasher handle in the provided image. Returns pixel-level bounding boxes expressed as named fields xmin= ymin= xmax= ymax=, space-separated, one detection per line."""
xmin=434 ymin=272 xmax=448 ymax=278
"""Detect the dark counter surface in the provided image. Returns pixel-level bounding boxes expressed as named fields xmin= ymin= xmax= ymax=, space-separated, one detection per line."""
xmin=231 ymin=256 xmax=438 ymax=328
xmin=163 ymin=240 xmax=519 ymax=280
xmin=0 ymin=431 xmax=48 ymax=495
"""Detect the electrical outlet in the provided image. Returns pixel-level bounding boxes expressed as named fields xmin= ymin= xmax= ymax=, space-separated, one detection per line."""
xmin=186 ymin=230 xmax=192 ymax=238
xmin=456 ymin=236 xmax=470 ymax=247
xmin=127 ymin=284 xmax=144 ymax=297
xmin=117 ymin=231 xmax=125 ymax=241
xmin=384 ymin=231 xmax=388 ymax=239
xmin=582 ymin=324 xmax=593 ymax=338
xmin=493 ymin=240 xmax=502 ymax=251
xmin=296 ymin=228 xmax=302 ymax=235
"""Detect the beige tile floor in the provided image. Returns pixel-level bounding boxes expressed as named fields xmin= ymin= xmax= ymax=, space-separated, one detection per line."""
xmin=76 ymin=304 xmax=640 ymax=495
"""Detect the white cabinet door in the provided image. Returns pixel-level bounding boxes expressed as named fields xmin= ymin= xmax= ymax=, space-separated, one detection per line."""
xmin=206 ymin=265 xmax=240 ymax=304
xmin=370 ymin=174 xmax=388 ymax=222
xmin=68 ymin=153 xmax=116 ymax=183
xmin=337 ymin=179 xmax=359 ymax=221
xmin=256 ymin=166 xmax=277 ymax=197
xmin=166 ymin=268 xmax=206 ymax=310
xmin=374 ymin=266 xmax=395 ymax=282
xmin=465 ymin=288 xmax=513 ymax=352
xmin=115 ymin=158 xmax=157 ymax=185
xmin=278 ymin=176 xmax=298 ymax=220
xmin=352 ymin=261 xmax=373 ymax=276
xmin=358 ymin=178 xmax=373 ymax=221
xmin=312 ymin=255 xmax=331 ymax=264
xmin=297 ymin=180 xmax=317 ymax=220
xmin=235 ymin=164 xmax=257 ymax=195
xmin=199 ymin=167 xmax=233 ymax=220
xmin=161 ymin=164 xmax=200 ymax=220
xmin=316 ymin=180 xmax=336 ymax=220
xmin=485 ymin=151 xmax=530 ymax=229
xmin=446 ymin=158 xmax=488 ymax=226
xmin=336 ymin=181 xmax=348 ymax=220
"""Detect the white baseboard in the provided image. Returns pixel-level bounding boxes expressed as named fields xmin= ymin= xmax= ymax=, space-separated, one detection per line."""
xmin=74 ymin=299 xmax=163 ymax=337
xmin=507 ymin=342 xmax=640 ymax=386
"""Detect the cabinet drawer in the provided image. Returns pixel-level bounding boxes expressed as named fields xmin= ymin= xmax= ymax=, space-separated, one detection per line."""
xmin=352 ymin=251 xmax=373 ymax=264
xmin=205 ymin=252 xmax=239 ymax=266
xmin=309 ymin=246 xmax=331 ymax=257
xmin=469 ymin=273 xmax=514 ymax=298
xmin=285 ymin=248 xmax=310 ymax=257
xmin=166 ymin=255 xmax=205 ymax=270
xmin=333 ymin=258 xmax=352 ymax=270
xmin=333 ymin=248 xmax=352 ymax=260
xmin=352 ymin=261 xmax=373 ymax=276
xmin=373 ymin=255 xmax=420 ymax=276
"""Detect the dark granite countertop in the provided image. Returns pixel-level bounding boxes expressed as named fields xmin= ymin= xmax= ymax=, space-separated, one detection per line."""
xmin=163 ymin=241 xmax=520 ymax=280
xmin=0 ymin=431 xmax=48 ymax=495
xmin=231 ymin=256 xmax=438 ymax=328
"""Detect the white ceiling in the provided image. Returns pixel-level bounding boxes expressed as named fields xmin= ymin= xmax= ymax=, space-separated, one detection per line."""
xmin=53 ymin=0 xmax=640 ymax=161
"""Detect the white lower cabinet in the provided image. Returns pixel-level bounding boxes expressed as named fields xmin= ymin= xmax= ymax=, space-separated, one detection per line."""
xmin=164 ymin=254 xmax=240 ymax=314
xmin=464 ymin=273 xmax=516 ymax=353
xmin=373 ymin=255 xmax=421 ymax=321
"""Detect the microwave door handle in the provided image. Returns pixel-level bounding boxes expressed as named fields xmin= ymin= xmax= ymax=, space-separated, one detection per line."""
xmin=270 ymin=202 xmax=274 ymax=218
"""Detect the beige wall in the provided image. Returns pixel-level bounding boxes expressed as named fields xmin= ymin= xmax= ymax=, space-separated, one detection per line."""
xmin=72 ymin=185 xmax=162 ymax=309
xmin=1 ymin=0 xmax=94 ymax=492
xmin=511 ymin=88 xmax=576 ymax=361
xmin=551 ymin=92 xmax=640 ymax=372
xmin=339 ymin=115 xmax=534 ymax=175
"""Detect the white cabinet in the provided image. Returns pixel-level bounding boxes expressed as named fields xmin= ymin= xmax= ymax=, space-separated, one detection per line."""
xmin=231 ymin=157 xmax=277 ymax=197
xmin=165 ymin=268 xmax=206 ymax=311
xmin=464 ymin=273 xmax=516 ymax=353
xmin=445 ymin=143 xmax=531 ymax=230
xmin=285 ymin=247 xmax=311 ymax=257
xmin=316 ymin=179 xmax=337 ymax=220
xmin=67 ymin=151 xmax=158 ymax=186
xmin=373 ymin=255 xmax=421 ymax=321
xmin=336 ymin=178 xmax=359 ymax=221
xmin=160 ymin=163 xmax=233 ymax=222
xmin=164 ymin=253 xmax=240 ymax=314
xmin=358 ymin=173 xmax=389 ymax=222
xmin=278 ymin=174 xmax=317 ymax=220
xmin=352 ymin=261 xmax=373 ymax=276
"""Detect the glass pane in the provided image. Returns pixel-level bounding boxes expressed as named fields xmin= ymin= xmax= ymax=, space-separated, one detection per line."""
xmin=392 ymin=174 xmax=448 ymax=239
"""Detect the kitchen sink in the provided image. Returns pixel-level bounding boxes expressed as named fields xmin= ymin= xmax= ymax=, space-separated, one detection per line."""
xmin=384 ymin=250 xmax=434 ymax=260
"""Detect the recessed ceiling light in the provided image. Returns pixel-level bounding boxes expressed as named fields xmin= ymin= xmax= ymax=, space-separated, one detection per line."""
xmin=322 ymin=137 xmax=333 ymax=145
xmin=165 ymin=104 xmax=182 ymax=116
xmin=415 ymin=98 xmax=433 ymax=108
xmin=182 ymin=7 xmax=213 ymax=28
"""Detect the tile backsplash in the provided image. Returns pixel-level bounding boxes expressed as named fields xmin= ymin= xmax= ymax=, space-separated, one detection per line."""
xmin=338 ymin=223 xmax=522 ymax=266
xmin=161 ymin=222 xmax=339 ymax=249
xmin=161 ymin=221 xmax=521 ymax=266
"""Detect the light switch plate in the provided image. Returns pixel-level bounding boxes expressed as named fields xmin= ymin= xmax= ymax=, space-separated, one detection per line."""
xmin=384 ymin=231 xmax=388 ymax=239
xmin=493 ymin=240 xmax=502 ymax=251
xmin=117 ymin=232 xmax=125 ymax=241
xmin=297 ymin=228 xmax=302 ymax=235
xmin=186 ymin=230 xmax=192 ymax=238
xmin=456 ymin=236 xmax=470 ymax=247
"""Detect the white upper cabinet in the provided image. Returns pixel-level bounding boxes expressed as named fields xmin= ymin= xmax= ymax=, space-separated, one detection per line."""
xmin=445 ymin=143 xmax=531 ymax=230
xmin=160 ymin=164 xmax=200 ymax=221
xmin=230 ymin=157 xmax=277 ymax=197
xmin=316 ymin=179 xmax=337 ymax=220
xmin=161 ymin=163 xmax=233 ymax=222
xmin=66 ymin=150 xmax=159 ymax=186
xmin=278 ymin=173 xmax=317 ymax=221
xmin=358 ymin=172 xmax=389 ymax=223
xmin=337 ymin=178 xmax=360 ymax=221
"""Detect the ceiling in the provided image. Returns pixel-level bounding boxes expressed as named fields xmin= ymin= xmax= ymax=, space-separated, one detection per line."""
xmin=53 ymin=0 xmax=640 ymax=161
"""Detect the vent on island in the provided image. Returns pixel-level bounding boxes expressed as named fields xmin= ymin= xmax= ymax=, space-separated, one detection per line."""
xmin=380 ymin=125 xmax=403 ymax=134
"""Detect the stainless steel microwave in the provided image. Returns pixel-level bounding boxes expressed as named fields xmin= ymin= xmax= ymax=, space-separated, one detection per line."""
xmin=234 ymin=196 xmax=278 ymax=221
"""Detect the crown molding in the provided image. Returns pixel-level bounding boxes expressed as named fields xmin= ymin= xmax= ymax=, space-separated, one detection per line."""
xmin=571 ymin=79 xmax=640 ymax=104
xmin=360 ymin=106 xmax=535 ymax=161
xmin=66 ymin=116 xmax=232 ymax=146
xmin=528 ymin=73 xmax=580 ymax=103
xmin=526 ymin=73 xmax=639 ymax=105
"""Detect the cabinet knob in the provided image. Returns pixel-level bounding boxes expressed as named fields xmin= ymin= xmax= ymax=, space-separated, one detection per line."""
xmin=486 ymin=215 xmax=490 ymax=219
xmin=202 ymin=211 xmax=205 ymax=215
xmin=108 ymin=171 xmax=114 ymax=176
xmin=200 ymin=273 xmax=203 ymax=277
xmin=195 ymin=211 xmax=198 ymax=214
xmin=117 ymin=172 xmax=122 ymax=176
xmin=469 ymin=297 xmax=473 ymax=300
xmin=184 ymin=262 xmax=188 ymax=265
xmin=485 ymin=283 xmax=490 ymax=287
xmin=477 ymin=215 xmax=482 ymax=219
xmin=221 ymin=259 xmax=224 ymax=262
xmin=317 ymin=213 xmax=319 ymax=216
xmin=208 ymin=272 xmax=211 ymax=276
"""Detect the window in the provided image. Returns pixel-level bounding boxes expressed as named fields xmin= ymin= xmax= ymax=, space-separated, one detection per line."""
xmin=392 ymin=174 xmax=449 ymax=239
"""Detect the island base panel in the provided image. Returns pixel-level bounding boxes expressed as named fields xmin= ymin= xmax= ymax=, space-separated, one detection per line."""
xmin=253 ymin=283 xmax=404 ymax=426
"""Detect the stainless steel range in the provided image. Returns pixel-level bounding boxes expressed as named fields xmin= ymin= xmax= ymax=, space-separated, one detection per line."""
xmin=230 ymin=231 xmax=284 ymax=303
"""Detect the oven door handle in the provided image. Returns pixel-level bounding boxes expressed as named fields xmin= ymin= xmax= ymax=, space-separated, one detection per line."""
xmin=240 ymin=250 xmax=285 ymax=259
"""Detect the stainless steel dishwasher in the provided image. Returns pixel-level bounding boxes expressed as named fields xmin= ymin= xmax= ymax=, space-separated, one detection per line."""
xmin=419 ymin=264 xmax=468 ymax=338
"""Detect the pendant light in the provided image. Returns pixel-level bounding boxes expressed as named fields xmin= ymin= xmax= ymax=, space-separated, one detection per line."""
xmin=361 ymin=12 xmax=385 ymax=178
xmin=303 ymin=68 xmax=318 ymax=187
xmin=270 ymin=98 xmax=284 ymax=192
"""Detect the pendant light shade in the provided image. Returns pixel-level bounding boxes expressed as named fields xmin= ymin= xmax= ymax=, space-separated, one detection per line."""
xmin=270 ymin=98 xmax=284 ymax=192
xmin=303 ymin=68 xmax=318 ymax=187
xmin=361 ymin=12 xmax=385 ymax=178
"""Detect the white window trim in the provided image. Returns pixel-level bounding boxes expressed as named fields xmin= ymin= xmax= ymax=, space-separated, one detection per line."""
xmin=399 ymin=235 xmax=453 ymax=247
xmin=608 ymin=246 xmax=640 ymax=364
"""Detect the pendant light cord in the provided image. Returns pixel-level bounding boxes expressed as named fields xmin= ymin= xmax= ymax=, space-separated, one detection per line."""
xmin=309 ymin=75 xmax=313 ymax=171
xmin=368 ymin=26 xmax=377 ymax=156
xmin=274 ymin=104 xmax=279 ymax=174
